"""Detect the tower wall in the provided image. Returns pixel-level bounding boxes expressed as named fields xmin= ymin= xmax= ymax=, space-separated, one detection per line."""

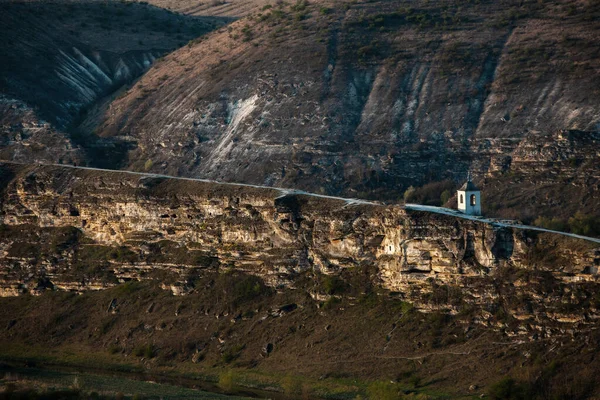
xmin=457 ymin=190 xmax=481 ymax=215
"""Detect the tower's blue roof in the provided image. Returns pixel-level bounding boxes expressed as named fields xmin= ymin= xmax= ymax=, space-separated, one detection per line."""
xmin=459 ymin=180 xmax=479 ymax=191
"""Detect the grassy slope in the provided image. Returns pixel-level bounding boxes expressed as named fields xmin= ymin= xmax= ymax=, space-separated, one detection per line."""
xmin=1 ymin=273 xmax=599 ymax=399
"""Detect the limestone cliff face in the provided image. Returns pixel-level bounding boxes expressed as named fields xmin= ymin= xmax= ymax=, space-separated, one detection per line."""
xmin=1 ymin=163 xmax=599 ymax=333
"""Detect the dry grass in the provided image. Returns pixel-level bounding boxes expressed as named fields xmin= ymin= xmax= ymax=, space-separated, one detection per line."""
xmin=1 ymin=274 xmax=600 ymax=398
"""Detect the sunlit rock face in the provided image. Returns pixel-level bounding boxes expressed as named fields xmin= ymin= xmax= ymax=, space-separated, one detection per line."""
xmin=1 ymin=162 xmax=599 ymax=336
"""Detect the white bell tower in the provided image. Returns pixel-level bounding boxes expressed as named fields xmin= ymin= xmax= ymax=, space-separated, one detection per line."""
xmin=457 ymin=173 xmax=481 ymax=216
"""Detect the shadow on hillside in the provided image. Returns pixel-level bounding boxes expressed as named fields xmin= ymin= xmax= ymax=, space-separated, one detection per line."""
xmin=0 ymin=0 xmax=234 ymax=168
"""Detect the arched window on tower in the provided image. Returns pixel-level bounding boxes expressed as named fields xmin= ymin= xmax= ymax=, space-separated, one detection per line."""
xmin=470 ymin=194 xmax=477 ymax=206
xmin=460 ymin=194 xmax=463 ymax=204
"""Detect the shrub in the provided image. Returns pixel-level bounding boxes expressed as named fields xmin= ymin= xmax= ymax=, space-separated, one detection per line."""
xmin=133 ymin=343 xmax=154 ymax=358
xmin=403 ymin=186 xmax=416 ymax=203
xmin=568 ymin=212 xmax=600 ymax=236
xmin=488 ymin=377 xmax=529 ymax=400
xmin=440 ymin=189 xmax=451 ymax=205
xmin=533 ymin=216 xmax=567 ymax=232
xmin=321 ymin=275 xmax=347 ymax=295
xmin=219 ymin=370 xmax=235 ymax=391
xmin=221 ymin=344 xmax=245 ymax=363
xmin=366 ymin=381 xmax=398 ymax=400
xmin=144 ymin=159 xmax=153 ymax=171
xmin=241 ymin=25 xmax=253 ymax=41
xmin=291 ymin=0 xmax=309 ymax=12
xmin=114 ymin=281 xmax=142 ymax=295
xmin=217 ymin=274 xmax=270 ymax=306
xmin=403 ymin=180 xmax=456 ymax=206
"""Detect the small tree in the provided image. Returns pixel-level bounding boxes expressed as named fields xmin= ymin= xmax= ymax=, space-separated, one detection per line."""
xmin=403 ymin=186 xmax=416 ymax=203
xmin=440 ymin=189 xmax=451 ymax=205
xmin=568 ymin=212 xmax=598 ymax=236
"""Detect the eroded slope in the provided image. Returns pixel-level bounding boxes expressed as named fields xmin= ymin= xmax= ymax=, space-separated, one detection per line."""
xmin=0 ymin=0 xmax=229 ymax=165
xmin=94 ymin=0 xmax=600 ymax=213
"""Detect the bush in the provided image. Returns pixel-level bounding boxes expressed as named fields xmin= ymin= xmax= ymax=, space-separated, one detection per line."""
xmin=234 ymin=276 xmax=262 ymax=301
xmin=218 ymin=370 xmax=235 ymax=391
xmin=488 ymin=377 xmax=529 ymax=400
xmin=144 ymin=159 xmax=153 ymax=171
xmin=568 ymin=212 xmax=600 ymax=236
xmin=533 ymin=216 xmax=567 ymax=232
xmin=366 ymin=381 xmax=399 ymax=400
xmin=132 ymin=343 xmax=154 ymax=358
xmin=221 ymin=344 xmax=245 ymax=363
xmin=533 ymin=213 xmax=600 ymax=237
xmin=114 ymin=281 xmax=142 ymax=295
xmin=321 ymin=275 xmax=347 ymax=295
xmin=291 ymin=0 xmax=309 ymax=12
xmin=440 ymin=189 xmax=451 ymax=205
xmin=403 ymin=180 xmax=456 ymax=206
xmin=403 ymin=186 xmax=416 ymax=203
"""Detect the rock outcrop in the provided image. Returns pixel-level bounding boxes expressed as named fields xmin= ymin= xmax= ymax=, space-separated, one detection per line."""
xmin=0 ymin=162 xmax=598 ymax=335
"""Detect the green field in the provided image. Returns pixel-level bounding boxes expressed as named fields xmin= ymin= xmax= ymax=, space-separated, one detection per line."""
xmin=0 ymin=365 xmax=251 ymax=400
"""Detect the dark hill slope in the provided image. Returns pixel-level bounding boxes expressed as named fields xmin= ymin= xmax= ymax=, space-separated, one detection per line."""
xmin=95 ymin=0 xmax=600 ymax=220
xmin=127 ymin=0 xmax=273 ymax=17
xmin=0 ymin=0 xmax=229 ymax=166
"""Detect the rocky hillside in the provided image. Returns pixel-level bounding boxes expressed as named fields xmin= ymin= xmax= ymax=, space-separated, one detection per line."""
xmin=1 ymin=162 xmax=598 ymax=328
xmin=0 ymin=0 xmax=229 ymax=166
xmin=0 ymin=162 xmax=599 ymax=397
xmin=90 ymin=0 xmax=600 ymax=217
xmin=1 ymin=0 xmax=598 ymax=225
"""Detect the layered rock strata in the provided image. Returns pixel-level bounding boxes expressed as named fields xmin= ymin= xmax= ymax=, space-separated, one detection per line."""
xmin=0 ymin=163 xmax=598 ymax=334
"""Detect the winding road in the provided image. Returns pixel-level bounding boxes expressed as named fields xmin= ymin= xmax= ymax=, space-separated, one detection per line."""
xmin=3 ymin=161 xmax=599 ymax=245
xmin=405 ymin=204 xmax=600 ymax=245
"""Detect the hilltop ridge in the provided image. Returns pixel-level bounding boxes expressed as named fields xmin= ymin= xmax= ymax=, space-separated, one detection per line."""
xmin=1 ymin=0 xmax=599 ymax=224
